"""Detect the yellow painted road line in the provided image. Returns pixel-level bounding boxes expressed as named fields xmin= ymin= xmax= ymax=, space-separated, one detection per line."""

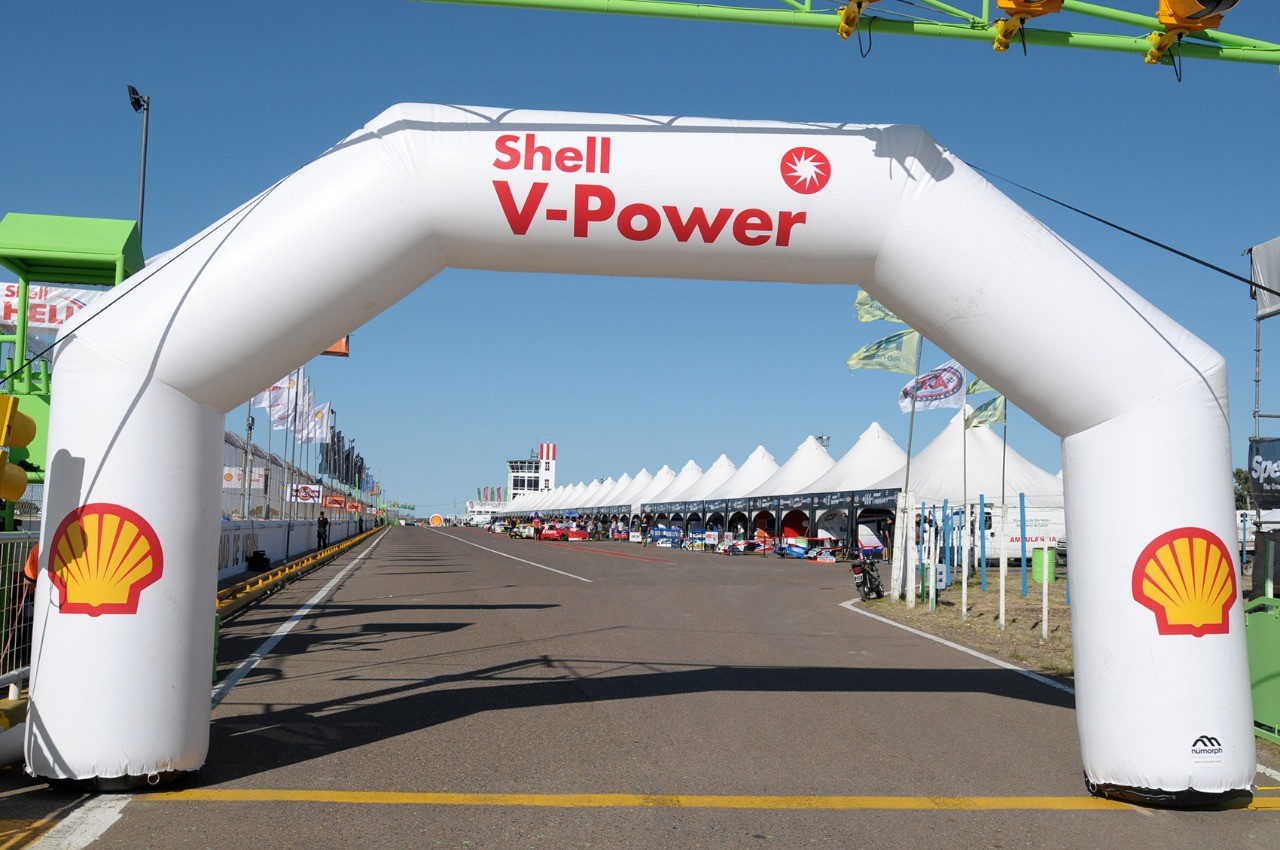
xmin=146 ymin=790 xmax=1142 ymax=810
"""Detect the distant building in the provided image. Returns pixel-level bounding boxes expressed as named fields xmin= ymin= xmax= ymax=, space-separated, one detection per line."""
xmin=464 ymin=442 xmax=557 ymax=524
xmin=507 ymin=442 xmax=556 ymax=502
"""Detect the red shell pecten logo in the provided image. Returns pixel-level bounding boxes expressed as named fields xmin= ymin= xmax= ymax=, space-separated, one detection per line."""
xmin=780 ymin=147 xmax=831 ymax=195
xmin=48 ymin=503 xmax=164 ymax=616
xmin=1132 ymin=527 xmax=1237 ymax=637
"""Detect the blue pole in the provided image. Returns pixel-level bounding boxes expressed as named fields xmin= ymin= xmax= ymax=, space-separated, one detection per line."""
xmin=917 ymin=501 xmax=925 ymax=600
xmin=942 ymin=499 xmax=951 ymax=587
xmin=979 ymin=493 xmax=987 ymax=591
xmin=1019 ymin=492 xmax=1028 ymax=598
xmin=1241 ymin=512 xmax=1248 ymax=571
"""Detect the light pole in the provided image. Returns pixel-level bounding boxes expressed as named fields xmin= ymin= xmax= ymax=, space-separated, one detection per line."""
xmin=127 ymin=85 xmax=149 ymax=241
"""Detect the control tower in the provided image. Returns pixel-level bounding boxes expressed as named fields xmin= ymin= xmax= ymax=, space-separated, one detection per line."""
xmin=507 ymin=442 xmax=556 ymax=502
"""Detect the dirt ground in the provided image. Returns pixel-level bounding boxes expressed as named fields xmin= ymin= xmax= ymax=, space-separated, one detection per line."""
xmin=863 ymin=567 xmax=1074 ymax=676
xmin=860 ymin=562 xmax=1280 ymax=767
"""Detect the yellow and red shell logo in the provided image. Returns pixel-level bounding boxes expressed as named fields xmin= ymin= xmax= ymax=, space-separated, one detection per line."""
xmin=47 ymin=503 xmax=163 ymax=616
xmin=1132 ymin=527 xmax=1236 ymax=638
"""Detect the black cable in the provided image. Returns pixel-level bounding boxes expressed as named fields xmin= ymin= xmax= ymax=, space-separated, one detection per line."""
xmin=0 ymin=178 xmax=288 ymax=389
xmin=858 ymin=11 xmax=876 ymax=58
xmin=970 ymin=164 xmax=1273 ymax=296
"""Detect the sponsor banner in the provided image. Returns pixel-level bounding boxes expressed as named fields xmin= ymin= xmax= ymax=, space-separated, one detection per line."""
xmin=289 ymin=484 xmax=322 ymax=503
xmin=322 ymin=495 xmax=347 ymax=509
xmin=854 ymin=488 xmax=900 ymax=508
xmin=1249 ymin=438 xmax=1280 ymax=509
xmin=779 ymin=494 xmax=810 ymax=510
xmin=1 ymin=281 xmax=102 ymax=332
xmin=815 ymin=491 xmax=852 ymax=508
xmin=221 ymin=466 xmax=266 ymax=490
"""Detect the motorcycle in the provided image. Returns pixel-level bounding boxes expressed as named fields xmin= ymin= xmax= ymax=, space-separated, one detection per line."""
xmin=850 ymin=552 xmax=885 ymax=601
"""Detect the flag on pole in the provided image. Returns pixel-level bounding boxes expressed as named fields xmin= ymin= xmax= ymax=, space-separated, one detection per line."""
xmin=1252 ymin=235 xmax=1280 ymax=320
xmin=966 ymin=376 xmax=996 ymax=396
xmin=251 ymin=376 xmax=290 ymax=410
xmin=854 ymin=290 xmax=905 ymax=324
xmin=898 ymin=359 xmax=965 ymax=413
xmin=847 ymin=329 xmax=921 ymax=375
xmin=965 ymin=394 xmax=1007 ymax=428
xmin=269 ymin=368 xmax=304 ymax=430
xmin=302 ymin=402 xmax=332 ymax=444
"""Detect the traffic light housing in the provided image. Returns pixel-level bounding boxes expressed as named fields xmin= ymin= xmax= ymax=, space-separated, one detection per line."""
xmin=1158 ymin=1 xmax=1241 ymax=31
xmin=0 ymin=395 xmax=37 ymax=502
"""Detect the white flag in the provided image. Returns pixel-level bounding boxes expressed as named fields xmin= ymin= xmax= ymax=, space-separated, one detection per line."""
xmin=270 ymin=368 xmax=304 ymax=430
xmin=304 ymin=402 xmax=332 ymax=444
xmin=898 ymin=359 xmax=965 ymax=413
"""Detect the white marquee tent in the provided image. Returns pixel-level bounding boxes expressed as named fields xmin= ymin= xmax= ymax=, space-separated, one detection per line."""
xmin=748 ymin=435 xmax=835 ymax=497
xmin=804 ymin=422 xmax=908 ymax=494
xmin=868 ymin=409 xmax=1064 ymax=507
xmin=703 ymin=445 xmax=779 ymax=500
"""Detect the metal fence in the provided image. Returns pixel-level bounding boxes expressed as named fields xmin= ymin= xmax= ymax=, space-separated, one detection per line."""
xmin=0 ymin=532 xmax=38 ymax=696
xmin=221 ymin=431 xmax=323 ymax=521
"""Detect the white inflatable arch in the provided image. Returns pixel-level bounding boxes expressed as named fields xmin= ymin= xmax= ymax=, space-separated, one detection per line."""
xmin=26 ymin=105 xmax=1253 ymax=804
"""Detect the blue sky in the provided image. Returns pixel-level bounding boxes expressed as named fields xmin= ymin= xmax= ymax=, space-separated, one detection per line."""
xmin=2 ymin=2 xmax=1279 ymax=514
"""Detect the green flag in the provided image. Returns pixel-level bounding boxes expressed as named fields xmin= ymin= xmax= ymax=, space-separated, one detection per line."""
xmin=966 ymin=376 xmax=996 ymax=396
xmin=847 ymin=329 xmax=921 ymax=376
xmin=854 ymin=290 xmax=905 ymax=324
xmin=965 ymin=394 xmax=1006 ymax=428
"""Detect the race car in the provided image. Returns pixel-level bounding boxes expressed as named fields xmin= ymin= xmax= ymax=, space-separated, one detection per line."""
xmin=540 ymin=524 xmax=589 ymax=542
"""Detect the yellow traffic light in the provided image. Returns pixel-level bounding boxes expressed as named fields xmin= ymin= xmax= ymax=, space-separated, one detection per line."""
xmin=0 ymin=395 xmax=36 ymax=502
xmin=1149 ymin=1 xmax=1240 ymax=63
xmin=1158 ymin=1 xmax=1240 ymax=31
xmin=993 ymin=1 xmax=1063 ymax=53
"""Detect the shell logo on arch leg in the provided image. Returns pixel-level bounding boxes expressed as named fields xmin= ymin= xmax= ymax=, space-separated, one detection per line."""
xmin=1132 ymin=527 xmax=1237 ymax=637
xmin=47 ymin=503 xmax=163 ymax=616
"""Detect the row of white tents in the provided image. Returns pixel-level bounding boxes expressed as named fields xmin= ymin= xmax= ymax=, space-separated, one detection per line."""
xmin=501 ymin=410 xmax=1064 ymax=518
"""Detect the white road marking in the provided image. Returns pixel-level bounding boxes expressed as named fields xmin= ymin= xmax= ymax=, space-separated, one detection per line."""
xmin=212 ymin=535 xmax=383 ymax=707
xmin=840 ymin=598 xmax=1280 ymax=786
xmin=30 ymin=794 xmax=130 ymax=849
xmin=434 ymin=530 xmax=593 ymax=583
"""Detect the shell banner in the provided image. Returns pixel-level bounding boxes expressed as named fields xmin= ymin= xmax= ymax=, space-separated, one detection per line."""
xmin=28 ymin=104 xmax=1253 ymax=804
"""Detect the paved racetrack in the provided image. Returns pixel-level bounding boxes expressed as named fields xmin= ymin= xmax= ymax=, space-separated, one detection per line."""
xmin=4 ymin=525 xmax=1279 ymax=848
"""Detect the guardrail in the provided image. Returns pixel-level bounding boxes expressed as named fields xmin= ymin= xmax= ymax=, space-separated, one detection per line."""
xmin=216 ymin=525 xmax=385 ymax=621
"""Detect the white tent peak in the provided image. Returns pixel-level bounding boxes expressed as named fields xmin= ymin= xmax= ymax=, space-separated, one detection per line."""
xmin=804 ymin=421 xmax=908 ymax=493
xmin=675 ymin=454 xmax=738 ymax=501
xmin=704 ymin=445 xmax=779 ymax=500
xmin=647 ymin=459 xmax=704 ymax=505
xmin=868 ymin=410 xmax=1063 ymax=506
xmin=749 ymin=435 xmax=835 ymax=497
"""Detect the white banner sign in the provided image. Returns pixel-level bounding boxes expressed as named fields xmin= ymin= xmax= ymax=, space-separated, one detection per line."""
xmin=289 ymin=484 xmax=322 ymax=503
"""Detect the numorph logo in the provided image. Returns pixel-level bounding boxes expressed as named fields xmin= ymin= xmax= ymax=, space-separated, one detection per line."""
xmin=1191 ymin=735 xmax=1224 ymax=756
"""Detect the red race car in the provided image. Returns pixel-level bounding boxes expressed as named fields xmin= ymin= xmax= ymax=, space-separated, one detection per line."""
xmin=540 ymin=524 xmax=588 ymax=541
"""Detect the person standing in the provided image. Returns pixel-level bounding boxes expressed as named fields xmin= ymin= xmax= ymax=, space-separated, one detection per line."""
xmin=317 ymin=511 xmax=330 ymax=548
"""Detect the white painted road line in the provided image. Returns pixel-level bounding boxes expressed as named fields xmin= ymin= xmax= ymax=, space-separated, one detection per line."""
xmin=435 ymin=530 xmax=593 ymax=583
xmin=212 ymin=535 xmax=383 ymax=708
xmin=31 ymin=794 xmax=130 ymax=849
xmin=840 ymin=598 xmax=1280 ymax=785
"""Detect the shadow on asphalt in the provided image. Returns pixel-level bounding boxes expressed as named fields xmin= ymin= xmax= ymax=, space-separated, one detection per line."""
xmin=200 ymin=655 xmax=1074 ymax=785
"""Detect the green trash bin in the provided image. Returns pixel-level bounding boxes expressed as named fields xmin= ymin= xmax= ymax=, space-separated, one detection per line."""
xmin=1032 ymin=548 xmax=1057 ymax=583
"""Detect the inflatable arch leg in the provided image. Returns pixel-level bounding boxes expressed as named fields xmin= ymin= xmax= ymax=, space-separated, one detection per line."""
xmin=26 ymin=105 xmax=1253 ymax=803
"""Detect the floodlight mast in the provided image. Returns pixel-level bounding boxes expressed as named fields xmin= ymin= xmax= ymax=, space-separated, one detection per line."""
xmin=409 ymin=0 xmax=1280 ymax=64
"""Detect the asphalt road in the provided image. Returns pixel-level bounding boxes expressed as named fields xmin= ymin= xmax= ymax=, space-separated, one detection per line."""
xmin=4 ymin=525 xmax=1279 ymax=848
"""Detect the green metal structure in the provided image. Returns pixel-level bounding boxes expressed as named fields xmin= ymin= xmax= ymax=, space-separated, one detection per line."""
xmin=0 ymin=212 xmax=142 ymax=526
xmin=412 ymin=0 xmax=1280 ymax=64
